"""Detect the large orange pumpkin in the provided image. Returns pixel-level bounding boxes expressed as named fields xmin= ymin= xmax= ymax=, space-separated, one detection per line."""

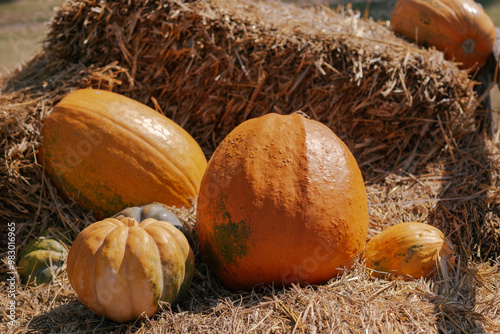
xmin=67 ymin=215 xmax=194 ymax=323
xmin=363 ymin=222 xmax=455 ymax=279
xmin=391 ymin=0 xmax=495 ymax=69
xmin=196 ymin=113 xmax=369 ymax=291
xmin=39 ymin=89 xmax=207 ymax=219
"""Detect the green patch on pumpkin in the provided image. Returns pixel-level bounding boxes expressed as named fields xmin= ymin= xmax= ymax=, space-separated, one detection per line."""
xmin=399 ymin=244 xmax=425 ymax=262
xmin=212 ymin=220 xmax=251 ymax=267
xmin=53 ymin=171 xmax=125 ymax=217
xmin=208 ymin=194 xmax=252 ymax=269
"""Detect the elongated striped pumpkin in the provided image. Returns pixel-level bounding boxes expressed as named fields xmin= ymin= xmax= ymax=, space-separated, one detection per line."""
xmin=363 ymin=222 xmax=454 ymax=279
xmin=39 ymin=89 xmax=207 ymax=219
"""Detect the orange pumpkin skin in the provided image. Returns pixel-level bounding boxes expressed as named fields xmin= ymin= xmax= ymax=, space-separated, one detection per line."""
xmin=39 ymin=89 xmax=207 ymax=219
xmin=363 ymin=222 xmax=454 ymax=279
xmin=196 ymin=113 xmax=369 ymax=291
xmin=391 ymin=0 xmax=495 ymax=69
xmin=67 ymin=216 xmax=195 ymax=323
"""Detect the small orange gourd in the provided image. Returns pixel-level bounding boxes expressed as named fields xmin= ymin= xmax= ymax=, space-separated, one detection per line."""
xmin=196 ymin=113 xmax=369 ymax=291
xmin=67 ymin=215 xmax=194 ymax=323
xmin=391 ymin=0 xmax=495 ymax=69
xmin=363 ymin=222 xmax=454 ymax=279
xmin=39 ymin=89 xmax=207 ymax=219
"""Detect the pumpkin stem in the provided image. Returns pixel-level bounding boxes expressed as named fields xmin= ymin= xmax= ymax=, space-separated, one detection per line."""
xmin=118 ymin=216 xmax=139 ymax=227
xmin=292 ymin=110 xmax=310 ymax=118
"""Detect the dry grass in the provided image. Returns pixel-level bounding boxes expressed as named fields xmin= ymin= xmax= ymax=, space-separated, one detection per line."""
xmin=1 ymin=0 xmax=499 ymax=332
xmin=2 ymin=207 xmax=500 ymax=333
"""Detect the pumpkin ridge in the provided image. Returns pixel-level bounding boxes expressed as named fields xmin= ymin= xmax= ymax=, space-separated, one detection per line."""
xmin=44 ymin=113 xmax=189 ymax=212
xmin=67 ymin=221 xmax=120 ymax=293
xmin=121 ymin=227 xmax=136 ymax=319
xmin=97 ymin=95 xmax=203 ymax=192
xmin=125 ymin=226 xmax=163 ymax=318
xmin=144 ymin=224 xmax=168 ymax=301
xmin=55 ymin=104 xmax=198 ymax=197
xmin=243 ymin=114 xmax=309 ymax=276
xmin=93 ymin=225 xmax=129 ymax=318
xmin=142 ymin=221 xmax=186 ymax=303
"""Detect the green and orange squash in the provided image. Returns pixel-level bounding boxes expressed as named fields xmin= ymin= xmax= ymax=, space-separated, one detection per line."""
xmin=196 ymin=113 xmax=369 ymax=291
xmin=363 ymin=222 xmax=455 ymax=279
xmin=39 ymin=89 xmax=207 ymax=219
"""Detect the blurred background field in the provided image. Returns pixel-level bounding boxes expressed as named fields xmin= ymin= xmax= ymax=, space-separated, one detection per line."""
xmin=0 ymin=0 xmax=60 ymax=74
xmin=1 ymin=0 xmax=499 ymax=108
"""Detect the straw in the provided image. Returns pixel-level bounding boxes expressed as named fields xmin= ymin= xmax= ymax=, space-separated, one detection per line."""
xmin=1 ymin=0 xmax=499 ymax=332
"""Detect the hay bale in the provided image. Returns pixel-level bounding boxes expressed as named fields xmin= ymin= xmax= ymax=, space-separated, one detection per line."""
xmin=3 ymin=0 xmax=497 ymax=257
xmin=11 ymin=0 xmax=475 ymax=167
xmin=1 ymin=0 xmax=500 ymax=332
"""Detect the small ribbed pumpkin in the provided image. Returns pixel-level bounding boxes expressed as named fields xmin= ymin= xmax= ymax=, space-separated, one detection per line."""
xmin=196 ymin=113 xmax=369 ymax=291
xmin=391 ymin=0 xmax=495 ymax=69
xmin=39 ymin=89 xmax=207 ymax=219
xmin=67 ymin=215 xmax=194 ymax=323
xmin=363 ymin=222 xmax=454 ymax=279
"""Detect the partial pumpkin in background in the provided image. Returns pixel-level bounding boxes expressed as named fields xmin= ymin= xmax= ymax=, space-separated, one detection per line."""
xmin=114 ymin=203 xmax=185 ymax=232
xmin=38 ymin=89 xmax=207 ymax=219
xmin=391 ymin=0 xmax=495 ymax=69
xmin=363 ymin=222 xmax=455 ymax=279
xmin=196 ymin=113 xmax=369 ymax=291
